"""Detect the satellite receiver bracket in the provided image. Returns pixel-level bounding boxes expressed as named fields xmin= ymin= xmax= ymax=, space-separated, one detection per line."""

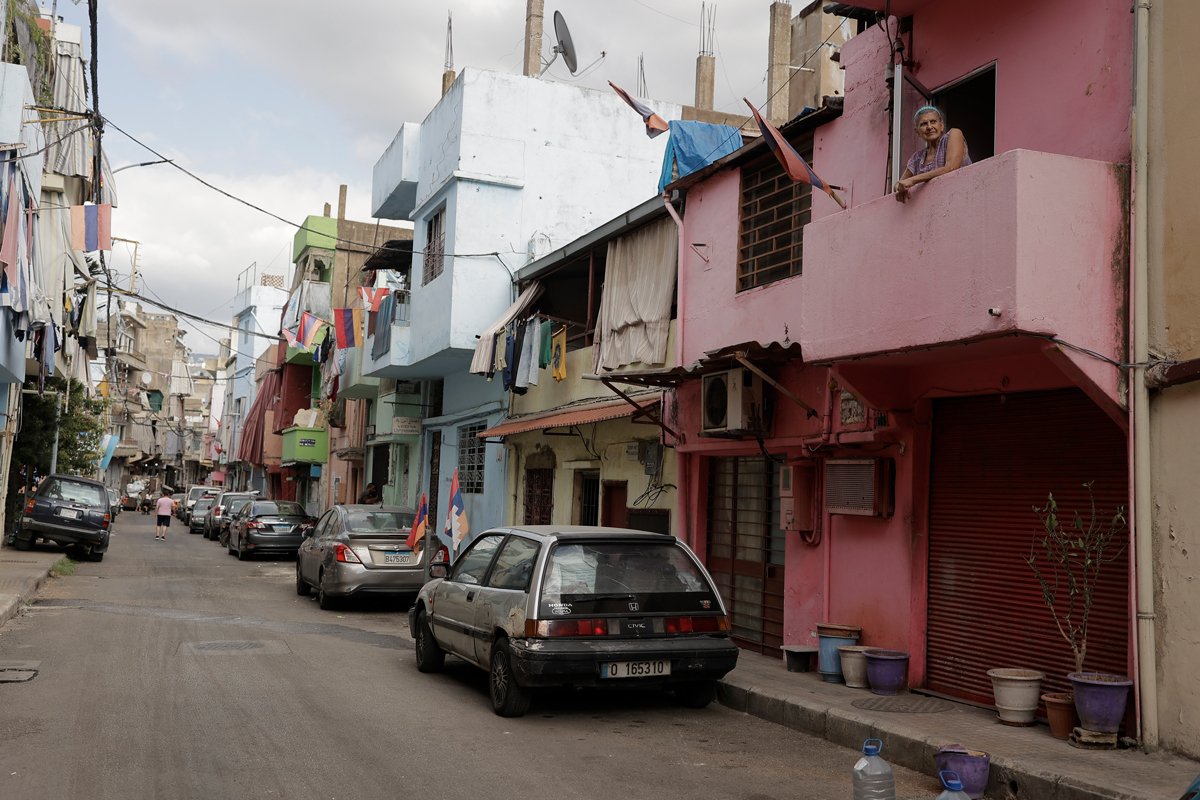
xmin=539 ymin=10 xmax=579 ymax=77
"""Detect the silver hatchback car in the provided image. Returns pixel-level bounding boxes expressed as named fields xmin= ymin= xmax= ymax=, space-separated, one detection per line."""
xmin=296 ymin=505 xmax=419 ymax=609
xmin=409 ymin=526 xmax=739 ymax=717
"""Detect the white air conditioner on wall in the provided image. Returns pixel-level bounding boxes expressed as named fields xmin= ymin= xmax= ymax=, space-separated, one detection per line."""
xmin=701 ymin=369 xmax=763 ymax=433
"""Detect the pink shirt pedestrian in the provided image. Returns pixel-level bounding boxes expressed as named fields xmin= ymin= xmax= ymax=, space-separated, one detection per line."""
xmin=155 ymin=495 xmax=175 ymax=516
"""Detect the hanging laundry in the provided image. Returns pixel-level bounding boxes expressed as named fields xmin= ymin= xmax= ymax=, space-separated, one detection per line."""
xmin=332 ymin=307 xmax=364 ymax=349
xmin=501 ymin=330 xmax=517 ymax=390
xmin=539 ymin=319 xmax=553 ymax=368
xmin=511 ymin=319 xmax=529 ymax=395
xmin=551 ymin=325 xmax=568 ymax=382
xmin=70 ymin=203 xmax=112 ymax=252
xmin=0 ymin=175 xmax=19 ymax=291
xmin=515 ymin=318 xmax=535 ymax=391
xmin=526 ymin=316 xmax=540 ymax=387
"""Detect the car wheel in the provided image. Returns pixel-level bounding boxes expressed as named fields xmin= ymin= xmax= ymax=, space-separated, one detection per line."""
xmin=489 ymin=640 xmax=532 ymax=717
xmin=295 ymin=562 xmax=311 ymax=596
xmin=413 ymin=610 xmax=445 ymax=673
xmin=236 ymin=537 xmax=248 ymax=561
xmin=674 ymin=680 xmax=718 ymax=709
xmin=86 ymin=550 xmax=104 ymax=563
xmin=317 ymin=571 xmax=337 ymax=610
xmin=13 ymin=531 xmax=32 ymax=551
xmin=226 ymin=536 xmax=236 ymax=555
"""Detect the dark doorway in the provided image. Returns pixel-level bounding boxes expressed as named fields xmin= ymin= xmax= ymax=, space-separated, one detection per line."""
xmin=524 ymin=469 xmax=554 ymax=525
xmin=601 ymin=481 xmax=628 ymax=528
xmin=578 ymin=471 xmax=600 ymax=526
xmin=934 ymin=65 xmax=995 ymax=163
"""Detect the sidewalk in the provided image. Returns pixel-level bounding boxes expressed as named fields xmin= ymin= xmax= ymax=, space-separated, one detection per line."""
xmin=1 ymin=543 xmax=1196 ymax=799
xmin=718 ymin=648 xmax=1199 ymax=800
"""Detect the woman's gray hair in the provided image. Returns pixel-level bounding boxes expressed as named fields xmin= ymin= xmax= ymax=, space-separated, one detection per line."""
xmin=913 ymin=105 xmax=946 ymax=126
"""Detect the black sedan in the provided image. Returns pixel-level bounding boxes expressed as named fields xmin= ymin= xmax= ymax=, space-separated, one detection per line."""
xmin=14 ymin=474 xmax=112 ymax=561
xmin=227 ymin=500 xmax=313 ymax=560
xmin=410 ymin=526 xmax=738 ymax=717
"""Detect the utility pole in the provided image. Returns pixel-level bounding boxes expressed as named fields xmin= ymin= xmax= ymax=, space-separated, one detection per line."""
xmin=48 ymin=382 xmax=70 ymax=474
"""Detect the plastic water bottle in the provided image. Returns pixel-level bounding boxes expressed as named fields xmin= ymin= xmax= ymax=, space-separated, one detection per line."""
xmin=852 ymin=738 xmax=896 ymax=800
xmin=936 ymin=770 xmax=971 ymax=800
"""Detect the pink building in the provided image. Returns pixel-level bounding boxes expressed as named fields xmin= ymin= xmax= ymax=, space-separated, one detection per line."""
xmin=661 ymin=0 xmax=1136 ymax=725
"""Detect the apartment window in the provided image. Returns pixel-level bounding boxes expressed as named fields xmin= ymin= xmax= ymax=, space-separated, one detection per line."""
xmin=422 ymin=209 xmax=446 ymax=285
xmin=738 ymin=140 xmax=813 ymax=292
xmin=457 ymin=423 xmax=485 ymax=493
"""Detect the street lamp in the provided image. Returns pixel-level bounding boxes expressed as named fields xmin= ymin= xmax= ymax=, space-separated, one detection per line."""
xmin=112 ymin=159 xmax=172 ymax=174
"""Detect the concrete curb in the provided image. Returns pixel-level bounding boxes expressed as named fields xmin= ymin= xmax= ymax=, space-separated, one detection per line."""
xmin=0 ymin=549 xmax=56 ymax=629
xmin=717 ymin=669 xmax=1195 ymax=800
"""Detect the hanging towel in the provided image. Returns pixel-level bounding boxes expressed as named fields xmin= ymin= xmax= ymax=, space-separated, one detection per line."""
xmin=501 ymin=331 xmax=517 ymax=390
xmin=526 ymin=317 xmax=540 ymax=387
xmin=551 ymin=325 xmax=567 ymax=382
xmin=539 ymin=319 xmax=552 ymax=368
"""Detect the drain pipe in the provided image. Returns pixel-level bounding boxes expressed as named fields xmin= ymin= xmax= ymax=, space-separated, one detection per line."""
xmin=663 ymin=194 xmax=692 ymax=548
xmin=1131 ymin=0 xmax=1159 ymax=749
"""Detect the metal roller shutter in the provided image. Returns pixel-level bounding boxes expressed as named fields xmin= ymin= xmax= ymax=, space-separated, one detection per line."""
xmin=927 ymin=389 xmax=1130 ymax=704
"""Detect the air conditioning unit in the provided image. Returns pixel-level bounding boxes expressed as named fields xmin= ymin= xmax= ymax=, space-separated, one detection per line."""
xmin=701 ymin=369 xmax=764 ymax=433
xmin=824 ymin=458 xmax=894 ymax=517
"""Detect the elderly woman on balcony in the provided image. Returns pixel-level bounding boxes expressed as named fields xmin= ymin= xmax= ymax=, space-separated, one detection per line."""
xmin=894 ymin=105 xmax=971 ymax=203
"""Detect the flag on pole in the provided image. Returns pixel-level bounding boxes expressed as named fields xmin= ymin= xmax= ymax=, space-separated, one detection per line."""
xmin=608 ymin=81 xmax=669 ymax=139
xmin=742 ymin=98 xmax=846 ymax=209
xmin=332 ymin=308 xmax=364 ymax=349
xmin=299 ymin=312 xmax=325 ymax=349
xmin=406 ymin=492 xmax=428 ymax=551
xmin=358 ymin=286 xmax=389 ymax=312
xmin=443 ymin=469 xmax=470 ymax=556
xmin=70 ymin=203 xmax=112 ymax=251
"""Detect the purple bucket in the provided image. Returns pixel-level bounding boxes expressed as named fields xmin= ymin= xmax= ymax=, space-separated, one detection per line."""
xmin=934 ymin=745 xmax=990 ymax=800
xmin=864 ymin=649 xmax=909 ymax=695
xmin=1069 ymin=672 xmax=1132 ymax=734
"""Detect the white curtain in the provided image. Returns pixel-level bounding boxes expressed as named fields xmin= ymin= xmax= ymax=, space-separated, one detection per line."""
xmin=593 ymin=217 xmax=677 ymax=372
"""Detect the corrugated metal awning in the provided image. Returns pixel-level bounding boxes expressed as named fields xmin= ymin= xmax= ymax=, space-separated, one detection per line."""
xmin=478 ymin=394 xmax=660 ymax=439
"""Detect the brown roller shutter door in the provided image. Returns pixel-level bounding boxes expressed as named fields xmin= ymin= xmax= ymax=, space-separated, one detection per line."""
xmin=927 ymin=389 xmax=1130 ymax=704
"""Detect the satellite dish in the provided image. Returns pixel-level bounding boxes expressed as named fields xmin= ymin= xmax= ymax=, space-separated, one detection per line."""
xmin=140 ymin=372 xmax=152 ymax=385
xmin=540 ymin=10 xmax=579 ymax=76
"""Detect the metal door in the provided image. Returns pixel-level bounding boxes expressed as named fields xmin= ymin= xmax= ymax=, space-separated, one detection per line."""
xmin=523 ymin=468 xmax=553 ymax=525
xmin=927 ymin=389 xmax=1130 ymax=704
xmin=705 ymin=457 xmax=785 ymax=653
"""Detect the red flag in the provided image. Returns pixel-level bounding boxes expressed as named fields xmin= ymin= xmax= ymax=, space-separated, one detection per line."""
xmin=608 ymin=81 xmax=669 ymax=139
xmin=332 ymin=308 xmax=363 ymax=349
xmin=743 ymin=98 xmax=846 ymax=209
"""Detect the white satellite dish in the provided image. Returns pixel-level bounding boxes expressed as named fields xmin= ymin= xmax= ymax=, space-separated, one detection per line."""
xmin=140 ymin=372 xmax=152 ymax=385
xmin=539 ymin=10 xmax=579 ymax=77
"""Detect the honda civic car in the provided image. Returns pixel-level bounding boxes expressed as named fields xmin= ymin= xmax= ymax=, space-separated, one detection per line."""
xmin=14 ymin=474 xmax=112 ymax=561
xmin=408 ymin=526 xmax=738 ymax=717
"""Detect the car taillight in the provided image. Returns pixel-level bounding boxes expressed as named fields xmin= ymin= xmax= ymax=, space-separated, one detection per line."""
xmin=102 ymin=513 xmax=111 ymax=529
xmin=214 ymin=507 xmax=222 ymax=517
xmin=246 ymin=520 xmax=264 ymax=530
xmin=334 ymin=543 xmax=362 ymax=564
xmin=663 ymin=615 xmax=729 ymax=634
xmin=23 ymin=498 xmax=35 ymax=514
xmin=525 ymin=619 xmax=610 ymax=638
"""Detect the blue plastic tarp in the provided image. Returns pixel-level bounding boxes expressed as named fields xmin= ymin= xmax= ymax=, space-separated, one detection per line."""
xmin=658 ymin=120 xmax=744 ymax=193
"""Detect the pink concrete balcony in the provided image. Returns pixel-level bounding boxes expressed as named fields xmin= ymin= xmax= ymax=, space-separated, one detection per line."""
xmin=800 ymin=149 xmax=1127 ymax=401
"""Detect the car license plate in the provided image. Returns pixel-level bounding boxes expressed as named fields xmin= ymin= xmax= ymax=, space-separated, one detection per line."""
xmin=601 ymin=660 xmax=670 ymax=679
xmin=58 ymin=508 xmax=81 ymax=520
xmin=382 ymin=552 xmax=414 ymax=565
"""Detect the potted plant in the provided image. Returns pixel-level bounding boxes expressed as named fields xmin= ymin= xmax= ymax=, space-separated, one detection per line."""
xmin=1027 ymin=482 xmax=1130 ymax=735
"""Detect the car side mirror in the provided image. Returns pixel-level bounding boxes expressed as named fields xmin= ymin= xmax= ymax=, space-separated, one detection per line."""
xmin=429 ymin=563 xmax=449 ymax=579
xmin=301 ymin=523 xmax=315 ymax=538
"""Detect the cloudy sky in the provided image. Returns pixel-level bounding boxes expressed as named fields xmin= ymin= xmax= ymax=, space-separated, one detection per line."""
xmin=49 ymin=0 xmax=819 ymax=355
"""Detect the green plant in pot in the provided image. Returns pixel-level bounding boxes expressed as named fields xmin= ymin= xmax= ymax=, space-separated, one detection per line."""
xmin=1027 ymin=481 xmax=1130 ymax=736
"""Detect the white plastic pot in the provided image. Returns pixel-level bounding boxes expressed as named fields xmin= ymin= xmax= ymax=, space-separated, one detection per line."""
xmin=986 ymin=668 xmax=1045 ymax=726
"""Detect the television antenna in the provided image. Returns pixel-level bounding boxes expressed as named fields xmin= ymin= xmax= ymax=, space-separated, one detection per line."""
xmin=540 ymin=10 xmax=578 ymax=76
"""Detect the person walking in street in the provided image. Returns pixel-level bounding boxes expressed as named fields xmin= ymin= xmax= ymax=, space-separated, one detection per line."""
xmin=154 ymin=489 xmax=176 ymax=540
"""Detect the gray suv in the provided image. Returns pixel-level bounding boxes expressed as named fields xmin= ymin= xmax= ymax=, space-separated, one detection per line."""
xmin=14 ymin=475 xmax=112 ymax=561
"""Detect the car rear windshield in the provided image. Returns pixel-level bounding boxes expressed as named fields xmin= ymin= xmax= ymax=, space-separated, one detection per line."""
xmin=539 ymin=541 xmax=719 ymax=615
xmin=193 ymin=499 xmax=213 ymax=510
xmin=345 ymin=510 xmax=414 ymax=532
xmin=251 ymin=501 xmax=304 ymax=516
xmin=40 ymin=479 xmax=104 ymax=507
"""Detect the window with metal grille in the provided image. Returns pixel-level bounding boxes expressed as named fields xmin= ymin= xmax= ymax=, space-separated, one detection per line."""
xmin=422 ymin=209 xmax=445 ymax=285
xmin=457 ymin=423 xmax=485 ymax=493
xmin=737 ymin=139 xmax=813 ymax=292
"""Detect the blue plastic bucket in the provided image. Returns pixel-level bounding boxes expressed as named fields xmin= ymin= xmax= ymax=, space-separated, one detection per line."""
xmin=816 ymin=623 xmax=861 ymax=682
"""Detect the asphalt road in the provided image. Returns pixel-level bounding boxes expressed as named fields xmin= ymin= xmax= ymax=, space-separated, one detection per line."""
xmin=0 ymin=510 xmax=935 ymax=800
